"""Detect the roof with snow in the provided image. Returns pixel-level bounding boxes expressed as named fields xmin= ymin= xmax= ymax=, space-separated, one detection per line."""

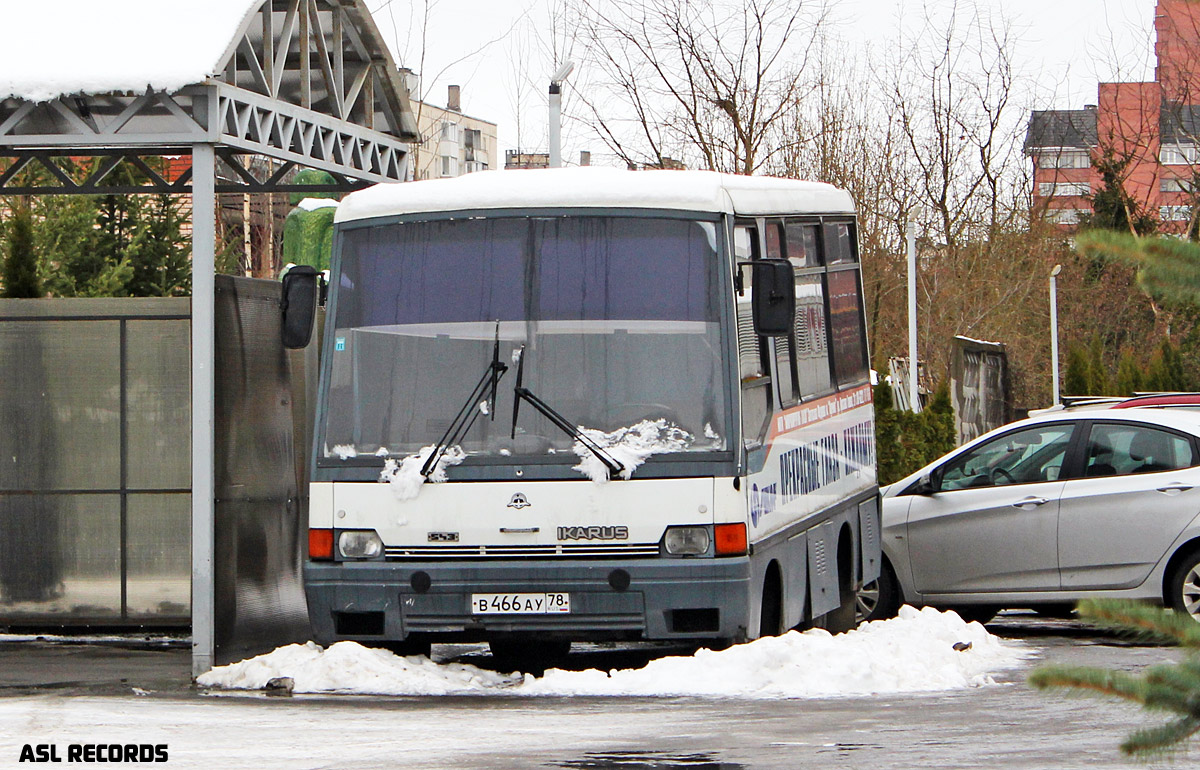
xmin=1 ymin=1 xmax=254 ymax=102
xmin=0 ymin=0 xmax=418 ymax=195
xmin=336 ymin=168 xmax=857 ymax=223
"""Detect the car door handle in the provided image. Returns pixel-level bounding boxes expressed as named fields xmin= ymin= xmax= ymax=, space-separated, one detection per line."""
xmin=1011 ymin=496 xmax=1051 ymax=508
xmin=1157 ymin=483 xmax=1194 ymax=495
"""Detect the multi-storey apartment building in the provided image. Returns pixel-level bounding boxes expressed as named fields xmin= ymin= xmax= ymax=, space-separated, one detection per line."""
xmin=1026 ymin=0 xmax=1200 ymax=232
xmin=407 ymin=82 xmax=498 ymax=180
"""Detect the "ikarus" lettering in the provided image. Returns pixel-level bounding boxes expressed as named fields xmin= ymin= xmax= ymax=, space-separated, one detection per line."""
xmin=557 ymin=526 xmax=629 ymax=541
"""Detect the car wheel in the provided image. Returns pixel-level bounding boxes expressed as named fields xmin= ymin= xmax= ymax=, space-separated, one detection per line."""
xmin=1169 ymin=550 xmax=1200 ymax=621
xmin=857 ymin=559 xmax=901 ymax=623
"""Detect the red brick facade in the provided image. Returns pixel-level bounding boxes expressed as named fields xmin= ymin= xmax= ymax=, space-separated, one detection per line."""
xmin=1027 ymin=0 xmax=1200 ymax=232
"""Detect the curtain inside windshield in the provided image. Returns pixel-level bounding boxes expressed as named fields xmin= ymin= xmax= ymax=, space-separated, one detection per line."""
xmin=322 ymin=215 xmax=727 ymax=465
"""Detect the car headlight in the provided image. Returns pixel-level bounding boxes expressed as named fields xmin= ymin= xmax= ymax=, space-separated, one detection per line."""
xmin=338 ymin=530 xmax=383 ymax=559
xmin=663 ymin=526 xmax=711 ymax=556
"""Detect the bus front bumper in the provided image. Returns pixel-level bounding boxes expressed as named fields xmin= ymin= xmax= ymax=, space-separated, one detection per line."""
xmin=304 ymin=557 xmax=752 ymax=644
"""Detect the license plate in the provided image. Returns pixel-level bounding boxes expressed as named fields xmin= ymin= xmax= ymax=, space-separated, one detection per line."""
xmin=471 ymin=593 xmax=571 ymax=614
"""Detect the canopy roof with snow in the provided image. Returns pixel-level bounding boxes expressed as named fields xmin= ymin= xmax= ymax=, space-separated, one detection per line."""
xmin=0 ymin=0 xmax=419 ymax=194
xmin=336 ymin=167 xmax=856 ymax=224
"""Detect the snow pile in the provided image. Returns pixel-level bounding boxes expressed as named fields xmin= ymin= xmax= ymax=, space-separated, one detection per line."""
xmin=197 ymin=642 xmax=520 ymax=695
xmin=331 ymin=444 xmax=358 ymax=460
xmin=379 ymin=445 xmax=465 ymax=501
xmin=573 ymin=420 xmax=694 ymax=481
xmin=526 ymin=606 xmax=1026 ymax=697
xmin=199 ymin=607 xmax=1028 ymax=699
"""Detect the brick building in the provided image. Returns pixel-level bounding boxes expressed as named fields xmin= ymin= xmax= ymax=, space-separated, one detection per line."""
xmin=1026 ymin=0 xmax=1200 ymax=231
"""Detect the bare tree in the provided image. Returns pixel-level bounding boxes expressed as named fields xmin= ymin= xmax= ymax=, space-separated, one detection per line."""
xmin=568 ymin=0 xmax=829 ymax=174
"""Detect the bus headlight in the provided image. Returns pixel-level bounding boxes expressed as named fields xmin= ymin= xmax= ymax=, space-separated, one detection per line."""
xmin=338 ymin=530 xmax=383 ymax=559
xmin=663 ymin=526 xmax=711 ymax=556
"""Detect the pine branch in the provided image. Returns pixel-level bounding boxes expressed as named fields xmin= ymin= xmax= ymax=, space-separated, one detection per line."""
xmin=1121 ymin=716 xmax=1200 ymax=757
xmin=1027 ymin=665 xmax=1149 ymax=704
xmin=1075 ymin=600 xmax=1200 ymax=648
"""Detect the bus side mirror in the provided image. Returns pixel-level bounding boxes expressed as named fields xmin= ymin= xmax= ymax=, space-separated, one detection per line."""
xmin=750 ymin=259 xmax=795 ymax=336
xmin=281 ymin=265 xmax=320 ymax=349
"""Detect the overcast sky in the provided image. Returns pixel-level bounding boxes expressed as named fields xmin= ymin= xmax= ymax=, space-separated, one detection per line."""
xmin=364 ymin=0 xmax=1159 ymax=164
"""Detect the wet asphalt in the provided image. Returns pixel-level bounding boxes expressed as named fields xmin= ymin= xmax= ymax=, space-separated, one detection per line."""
xmin=0 ymin=614 xmax=1189 ymax=769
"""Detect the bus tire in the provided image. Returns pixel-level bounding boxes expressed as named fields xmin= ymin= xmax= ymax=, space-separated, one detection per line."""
xmin=759 ymin=563 xmax=783 ymax=638
xmin=489 ymin=639 xmax=571 ymax=673
xmin=376 ymin=637 xmax=432 ymax=658
xmin=820 ymin=535 xmax=857 ymax=634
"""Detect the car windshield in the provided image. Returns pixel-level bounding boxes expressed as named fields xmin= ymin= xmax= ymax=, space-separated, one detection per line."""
xmin=318 ymin=214 xmax=729 ymax=469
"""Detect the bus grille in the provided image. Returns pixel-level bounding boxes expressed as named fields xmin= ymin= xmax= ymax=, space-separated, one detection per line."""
xmin=384 ymin=543 xmax=661 ymax=560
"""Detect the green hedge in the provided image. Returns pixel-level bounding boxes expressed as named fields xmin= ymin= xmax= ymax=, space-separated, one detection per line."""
xmin=874 ymin=382 xmax=956 ymax=486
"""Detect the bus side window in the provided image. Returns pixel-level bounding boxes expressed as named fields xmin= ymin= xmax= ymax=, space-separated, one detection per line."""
xmin=770 ymin=220 xmax=797 ymax=407
xmin=828 ymin=266 xmax=869 ymax=386
xmin=735 ymin=223 xmax=771 ymax=449
xmin=788 ymin=220 xmax=832 ymax=400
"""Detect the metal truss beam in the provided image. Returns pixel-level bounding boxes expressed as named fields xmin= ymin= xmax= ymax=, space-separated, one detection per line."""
xmin=0 ymin=83 xmax=408 ymax=191
xmin=215 ymin=84 xmax=406 ymax=184
xmin=0 ymin=148 xmax=373 ymax=195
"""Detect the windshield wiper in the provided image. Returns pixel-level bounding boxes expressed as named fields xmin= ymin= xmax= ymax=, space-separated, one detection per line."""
xmin=421 ymin=321 xmax=508 ymax=478
xmin=509 ymin=346 xmax=625 ymax=479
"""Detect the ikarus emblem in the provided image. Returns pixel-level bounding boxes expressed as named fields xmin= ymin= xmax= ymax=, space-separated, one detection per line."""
xmin=507 ymin=492 xmax=531 ymax=509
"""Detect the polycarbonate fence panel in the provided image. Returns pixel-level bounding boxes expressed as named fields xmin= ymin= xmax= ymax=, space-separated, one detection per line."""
xmin=125 ymin=320 xmax=192 ymax=490
xmin=125 ymin=493 xmax=191 ymax=620
xmin=0 ymin=493 xmax=122 ymax=621
xmin=0 ymin=320 xmax=121 ymax=491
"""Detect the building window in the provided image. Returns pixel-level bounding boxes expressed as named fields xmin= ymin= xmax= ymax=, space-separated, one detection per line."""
xmin=440 ymin=121 xmax=459 ymax=142
xmin=1046 ymin=208 xmax=1082 ymax=225
xmin=1038 ymin=181 xmax=1090 ymax=197
xmin=440 ymin=155 xmax=457 ymax=177
xmin=464 ymin=128 xmax=481 ymax=162
xmin=1162 ymin=178 xmax=1197 ymax=193
xmin=1036 ymin=149 xmax=1090 ymax=169
xmin=1160 ymin=204 xmax=1193 ymax=221
xmin=1161 ymin=144 xmax=1198 ymax=165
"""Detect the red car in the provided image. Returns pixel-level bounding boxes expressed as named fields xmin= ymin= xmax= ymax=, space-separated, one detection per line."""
xmin=1113 ymin=394 xmax=1200 ymax=410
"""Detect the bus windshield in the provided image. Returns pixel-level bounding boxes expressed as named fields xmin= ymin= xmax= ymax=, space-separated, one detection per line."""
xmin=319 ymin=214 xmax=729 ymax=470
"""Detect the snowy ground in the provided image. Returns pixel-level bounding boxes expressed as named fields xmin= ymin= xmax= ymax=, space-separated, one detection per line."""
xmin=2 ymin=613 xmax=1183 ymax=769
xmin=198 ymin=607 xmax=1029 ymax=699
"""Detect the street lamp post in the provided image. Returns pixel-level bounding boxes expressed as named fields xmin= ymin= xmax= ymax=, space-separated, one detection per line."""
xmin=548 ymin=61 xmax=575 ymax=168
xmin=907 ymin=221 xmax=920 ymax=413
xmin=1050 ymin=264 xmax=1062 ymax=405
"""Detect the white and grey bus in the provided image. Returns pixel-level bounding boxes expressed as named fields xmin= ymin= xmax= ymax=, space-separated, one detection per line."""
xmin=293 ymin=167 xmax=880 ymax=661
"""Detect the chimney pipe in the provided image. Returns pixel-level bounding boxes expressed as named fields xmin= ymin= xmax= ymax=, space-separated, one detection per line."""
xmin=447 ymin=85 xmax=461 ymax=112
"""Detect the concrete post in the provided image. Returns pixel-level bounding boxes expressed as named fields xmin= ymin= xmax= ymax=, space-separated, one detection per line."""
xmin=191 ymin=144 xmax=216 ymax=678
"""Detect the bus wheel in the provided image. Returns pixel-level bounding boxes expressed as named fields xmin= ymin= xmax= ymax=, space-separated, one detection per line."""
xmin=489 ymin=639 xmax=571 ymax=673
xmin=820 ymin=542 xmax=858 ymax=634
xmin=759 ymin=563 xmax=783 ymax=638
xmin=375 ymin=637 xmax=432 ymax=658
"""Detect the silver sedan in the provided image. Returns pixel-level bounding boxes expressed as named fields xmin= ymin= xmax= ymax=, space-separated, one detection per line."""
xmin=861 ymin=408 xmax=1200 ymax=624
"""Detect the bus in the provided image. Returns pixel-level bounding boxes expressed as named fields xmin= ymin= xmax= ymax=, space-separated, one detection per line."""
xmin=292 ymin=167 xmax=880 ymax=663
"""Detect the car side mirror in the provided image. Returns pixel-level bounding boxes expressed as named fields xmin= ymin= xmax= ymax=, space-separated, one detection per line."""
xmin=281 ymin=265 xmax=320 ymax=349
xmin=911 ymin=472 xmax=938 ymax=496
xmin=748 ymin=259 xmax=795 ymax=336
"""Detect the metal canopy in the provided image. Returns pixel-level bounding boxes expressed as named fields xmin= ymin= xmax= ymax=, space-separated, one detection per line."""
xmin=0 ymin=0 xmax=418 ymax=194
xmin=0 ymin=0 xmax=418 ymax=678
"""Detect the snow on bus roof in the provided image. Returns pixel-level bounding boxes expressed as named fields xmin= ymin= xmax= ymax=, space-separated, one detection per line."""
xmin=334 ymin=167 xmax=855 ymax=224
xmin=0 ymin=0 xmax=257 ymax=102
